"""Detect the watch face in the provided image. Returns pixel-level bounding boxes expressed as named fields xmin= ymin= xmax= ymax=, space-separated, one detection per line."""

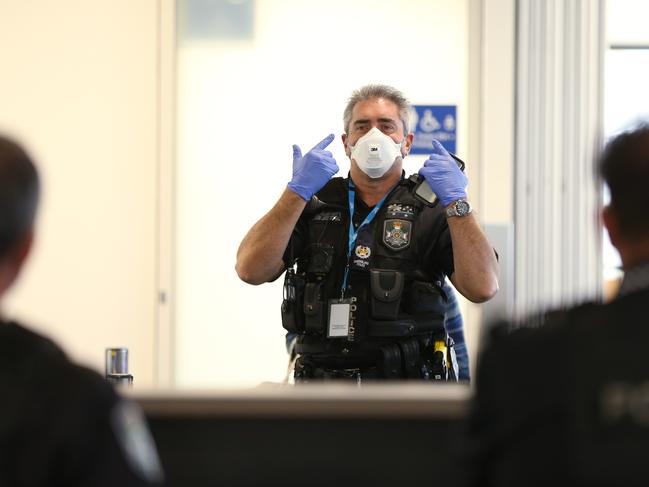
xmin=456 ymin=200 xmax=470 ymax=216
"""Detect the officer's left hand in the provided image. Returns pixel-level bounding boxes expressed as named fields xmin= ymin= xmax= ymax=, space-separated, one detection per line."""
xmin=418 ymin=140 xmax=468 ymax=207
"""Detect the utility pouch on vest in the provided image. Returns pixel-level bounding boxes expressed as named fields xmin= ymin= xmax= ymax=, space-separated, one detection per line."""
xmin=399 ymin=338 xmax=421 ymax=379
xmin=281 ymin=269 xmax=305 ymax=333
xmin=404 ymin=280 xmax=447 ymax=319
xmin=303 ymin=281 xmax=325 ymax=334
xmin=307 ymin=243 xmax=334 ymax=275
xmin=370 ymin=269 xmax=404 ymax=320
xmin=380 ymin=343 xmax=402 ymax=379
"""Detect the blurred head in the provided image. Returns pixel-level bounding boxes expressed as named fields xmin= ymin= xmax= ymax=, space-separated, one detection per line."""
xmin=600 ymin=123 xmax=649 ymax=266
xmin=0 ymin=135 xmax=40 ymax=296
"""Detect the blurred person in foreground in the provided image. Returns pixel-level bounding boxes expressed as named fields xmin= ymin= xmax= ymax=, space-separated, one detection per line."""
xmin=0 ymin=135 xmax=163 ymax=486
xmin=467 ymin=123 xmax=649 ymax=486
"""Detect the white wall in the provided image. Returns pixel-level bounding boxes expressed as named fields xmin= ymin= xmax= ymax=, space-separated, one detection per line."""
xmin=466 ymin=0 xmax=516 ymax=364
xmin=478 ymin=0 xmax=515 ymax=225
xmin=607 ymin=0 xmax=649 ymax=45
xmin=175 ymin=0 xmax=471 ymax=387
xmin=0 ymin=1 xmax=159 ymax=386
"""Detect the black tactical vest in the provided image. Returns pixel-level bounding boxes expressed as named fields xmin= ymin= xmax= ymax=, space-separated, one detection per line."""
xmin=282 ymin=175 xmax=451 ymax=352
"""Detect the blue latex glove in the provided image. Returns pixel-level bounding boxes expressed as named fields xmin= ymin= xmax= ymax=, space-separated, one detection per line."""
xmin=418 ymin=139 xmax=468 ymax=207
xmin=287 ymin=134 xmax=339 ymax=201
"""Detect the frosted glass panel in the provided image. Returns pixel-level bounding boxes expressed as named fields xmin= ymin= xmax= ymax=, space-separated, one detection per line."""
xmin=604 ymin=50 xmax=649 ymax=136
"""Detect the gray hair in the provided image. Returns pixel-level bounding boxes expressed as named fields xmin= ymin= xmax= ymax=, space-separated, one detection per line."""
xmin=343 ymin=84 xmax=411 ymax=134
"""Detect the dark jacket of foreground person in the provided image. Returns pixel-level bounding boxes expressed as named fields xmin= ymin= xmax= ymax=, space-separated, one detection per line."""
xmin=0 ymin=320 xmax=163 ymax=486
xmin=468 ymin=279 xmax=649 ymax=486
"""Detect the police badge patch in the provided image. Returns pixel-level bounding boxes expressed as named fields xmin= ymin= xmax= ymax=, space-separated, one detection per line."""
xmin=383 ymin=219 xmax=411 ymax=250
xmin=352 ymin=244 xmax=371 ymax=269
xmin=355 ymin=245 xmax=371 ymax=259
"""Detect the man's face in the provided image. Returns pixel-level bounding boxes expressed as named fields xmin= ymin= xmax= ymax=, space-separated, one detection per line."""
xmin=342 ymin=97 xmax=413 ymax=157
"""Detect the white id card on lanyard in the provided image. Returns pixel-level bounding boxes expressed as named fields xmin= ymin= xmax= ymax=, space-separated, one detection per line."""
xmin=327 ymin=299 xmax=352 ymax=338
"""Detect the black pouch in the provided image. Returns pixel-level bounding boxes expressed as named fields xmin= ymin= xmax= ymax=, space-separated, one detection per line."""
xmin=398 ymin=338 xmax=421 ymax=379
xmin=403 ymin=280 xmax=447 ymax=319
xmin=370 ymin=269 xmax=404 ymax=320
xmin=281 ymin=269 xmax=305 ymax=333
xmin=380 ymin=343 xmax=403 ymax=379
xmin=307 ymin=243 xmax=334 ymax=275
xmin=303 ymin=281 xmax=325 ymax=334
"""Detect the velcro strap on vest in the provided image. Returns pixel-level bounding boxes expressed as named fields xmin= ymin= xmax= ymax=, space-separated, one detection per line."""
xmin=367 ymin=316 xmax=445 ymax=337
xmin=294 ymin=337 xmax=383 ymax=356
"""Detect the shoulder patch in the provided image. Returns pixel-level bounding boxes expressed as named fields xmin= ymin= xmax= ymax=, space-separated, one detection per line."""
xmin=383 ymin=219 xmax=412 ymax=250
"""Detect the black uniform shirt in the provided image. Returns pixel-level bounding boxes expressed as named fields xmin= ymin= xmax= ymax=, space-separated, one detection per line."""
xmin=0 ymin=321 xmax=163 ymax=487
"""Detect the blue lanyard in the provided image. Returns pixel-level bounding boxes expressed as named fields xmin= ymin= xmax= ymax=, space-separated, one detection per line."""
xmin=340 ymin=179 xmax=395 ymax=298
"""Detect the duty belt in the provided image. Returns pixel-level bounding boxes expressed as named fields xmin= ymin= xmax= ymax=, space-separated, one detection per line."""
xmin=294 ymin=334 xmax=457 ymax=382
xmin=294 ymin=331 xmax=442 ymax=360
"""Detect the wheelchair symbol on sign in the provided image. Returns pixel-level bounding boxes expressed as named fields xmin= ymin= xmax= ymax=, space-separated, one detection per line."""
xmin=419 ymin=109 xmax=441 ymax=133
xmin=443 ymin=114 xmax=456 ymax=131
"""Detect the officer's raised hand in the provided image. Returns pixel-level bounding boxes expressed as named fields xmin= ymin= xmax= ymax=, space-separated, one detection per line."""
xmin=418 ymin=140 xmax=468 ymax=207
xmin=287 ymin=134 xmax=339 ymax=201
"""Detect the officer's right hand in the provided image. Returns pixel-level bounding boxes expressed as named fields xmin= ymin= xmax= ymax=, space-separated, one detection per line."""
xmin=287 ymin=134 xmax=339 ymax=201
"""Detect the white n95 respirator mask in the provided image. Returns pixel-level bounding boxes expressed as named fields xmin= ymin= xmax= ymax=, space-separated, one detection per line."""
xmin=348 ymin=127 xmax=404 ymax=179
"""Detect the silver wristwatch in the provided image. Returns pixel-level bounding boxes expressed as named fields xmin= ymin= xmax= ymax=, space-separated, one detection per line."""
xmin=445 ymin=199 xmax=472 ymax=218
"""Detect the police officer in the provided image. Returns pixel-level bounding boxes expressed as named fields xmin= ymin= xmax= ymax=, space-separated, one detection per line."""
xmin=237 ymin=84 xmax=499 ymax=382
xmin=0 ymin=136 xmax=163 ymax=486
xmin=467 ymin=124 xmax=649 ymax=486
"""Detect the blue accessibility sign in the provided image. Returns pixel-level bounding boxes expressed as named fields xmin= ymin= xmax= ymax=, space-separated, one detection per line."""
xmin=409 ymin=105 xmax=457 ymax=155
